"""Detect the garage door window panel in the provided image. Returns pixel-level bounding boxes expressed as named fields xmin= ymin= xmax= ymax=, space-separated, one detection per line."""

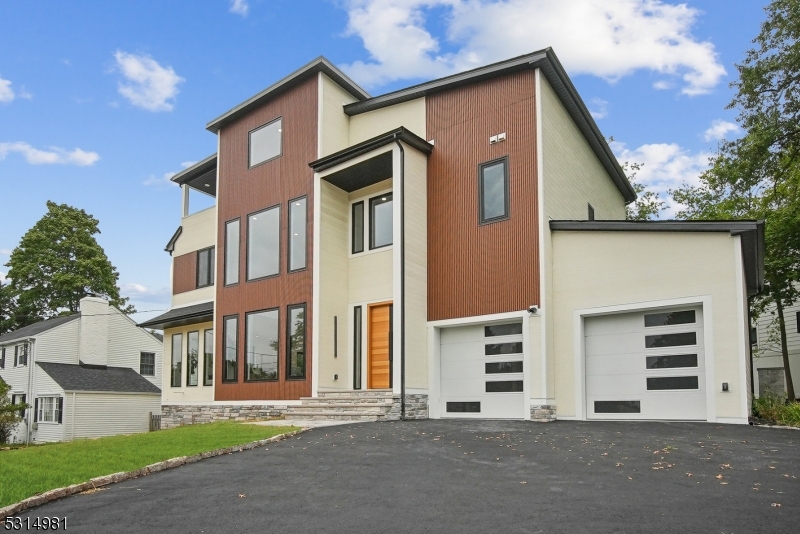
xmin=485 ymin=342 xmax=523 ymax=355
xmin=594 ymin=400 xmax=641 ymax=414
xmin=646 ymin=376 xmax=699 ymax=390
xmin=646 ymin=354 xmax=698 ymax=369
xmin=485 ymin=361 xmax=523 ymax=374
xmin=644 ymin=310 xmax=695 ymax=327
xmin=446 ymin=402 xmax=481 ymax=413
xmin=645 ymin=332 xmax=696 ymax=348
xmin=485 ymin=380 xmax=523 ymax=393
xmin=484 ymin=323 xmax=522 ymax=337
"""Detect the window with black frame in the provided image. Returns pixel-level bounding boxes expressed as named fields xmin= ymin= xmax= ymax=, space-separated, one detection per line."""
xmin=287 ymin=304 xmax=306 ymax=379
xmin=247 ymin=206 xmax=280 ymax=280
xmin=170 ymin=334 xmax=182 ymax=387
xmin=196 ymin=247 xmax=215 ymax=288
xmin=204 ymin=329 xmax=214 ymax=386
xmin=369 ymin=193 xmax=393 ymax=249
xmin=187 ymin=331 xmax=199 ymax=386
xmin=249 ymin=117 xmax=282 ymax=167
xmin=288 ymin=197 xmax=307 ymax=271
xmin=245 ymin=309 xmax=279 ymax=381
xmin=479 ymin=157 xmax=509 ymax=224
xmin=223 ymin=316 xmax=238 ymax=382
xmin=225 ymin=219 xmax=240 ymax=286
xmin=140 ymin=352 xmax=155 ymax=376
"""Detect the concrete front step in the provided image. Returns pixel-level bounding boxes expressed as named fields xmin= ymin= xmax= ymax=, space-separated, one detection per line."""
xmin=285 ymin=412 xmax=388 ymax=421
xmin=287 ymin=404 xmax=391 ymax=414
xmin=299 ymin=398 xmax=394 ymax=406
xmin=316 ymin=390 xmax=393 ymax=398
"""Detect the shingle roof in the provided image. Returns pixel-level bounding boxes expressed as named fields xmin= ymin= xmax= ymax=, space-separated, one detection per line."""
xmin=37 ymin=362 xmax=161 ymax=394
xmin=0 ymin=314 xmax=80 ymax=345
xmin=137 ymin=301 xmax=214 ymax=330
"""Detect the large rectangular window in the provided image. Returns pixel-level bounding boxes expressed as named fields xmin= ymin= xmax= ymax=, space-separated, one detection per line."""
xmin=196 ymin=247 xmax=215 ymax=288
xmin=369 ymin=193 xmax=393 ymax=249
xmin=479 ymin=157 xmax=509 ymax=224
xmin=351 ymin=202 xmax=364 ymax=254
xmin=37 ymin=396 xmax=61 ymax=423
xmin=170 ymin=334 xmax=182 ymax=387
xmin=288 ymin=197 xmax=307 ymax=272
xmin=187 ymin=331 xmax=199 ymax=386
xmin=140 ymin=352 xmax=155 ymax=376
xmin=247 ymin=206 xmax=280 ymax=280
xmin=204 ymin=329 xmax=214 ymax=386
xmin=287 ymin=304 xmax=306 ymax=379
xmin=223 ymin=316 xmax=238 ymax=382
xmin=246 ymin=309 xmax=279 ymax=381
xmin=249 ymin=117 xmax=282 ymax=167
xmin=225 ymin=219 xmax=240 ymax=286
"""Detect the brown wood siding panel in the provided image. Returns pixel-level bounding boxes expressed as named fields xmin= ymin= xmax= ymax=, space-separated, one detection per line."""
xmin=426 ymin=71 xmax=539 ymax=321
xmin=215 ymin=75 xmax=317 ymax=401
xmin=173 ymin=252 xmax=197 ymax=295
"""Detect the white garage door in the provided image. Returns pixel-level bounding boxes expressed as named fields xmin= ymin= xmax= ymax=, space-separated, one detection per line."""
xmin=585 ymin=306 xmax=706 ymax=421
xmin=440 ymin=322 xmax=525 ymax=419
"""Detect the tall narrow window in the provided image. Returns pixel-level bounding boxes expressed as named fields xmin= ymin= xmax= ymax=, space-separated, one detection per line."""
xmin=351 ymin=201 xmax=364 ymax=254
xmin=353 ymin=306 xmax=362 ymax=389
xmin=197 ymin=247 xmax=215 ymax=288
xmin=479 ymin=158 xmax=509 ymax=224
xmin=370 ymin=193 xmax=393 ymax=249
xmin=289 ymin=197 xmax=307 ymax=271
xmin=225 ymin=219 xmax=240 ymax=286
xmin=171 ymin=334 xmax=182 ymax=387
xmin=249 ymin=117 xmax=282 ymax=167
xmin=187 ymin=331 xmax=199 ymax=386
xmin=246 ymin=309 xmax=279 ymax=381
xmin=287 ymin=304 xmax=306 ymax=379
xmin=204 ymin=329 xmax=214 ymax=386
xmin=248 ymin=206 xmax=280 ymax=280
xmin=223 ymin=316 xmax=238 ymax=382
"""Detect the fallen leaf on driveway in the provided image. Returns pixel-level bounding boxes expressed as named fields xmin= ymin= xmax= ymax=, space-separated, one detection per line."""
xmin=772 ymin=503 xmax=781 ymax=508
xmin=686 ymin=473 xmax=693 ymax=477
xmin=720 ymin=464 xmax=731 ymax=469
xmin=520 ymin=481 xmax=527 ymax=484
xmin=715 ymin=475 xmax=724 ymax=480
xmin=239 ymin=494 xmax=246 ymax=498
xmin=616 ymin=463 xmax=624 ymax=467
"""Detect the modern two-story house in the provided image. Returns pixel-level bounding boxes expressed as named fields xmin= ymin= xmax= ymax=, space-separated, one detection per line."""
xmin=141 ymin=48 xmax=763 ymax=425
xmin=0 ymin=296 xmax=162 ymax=442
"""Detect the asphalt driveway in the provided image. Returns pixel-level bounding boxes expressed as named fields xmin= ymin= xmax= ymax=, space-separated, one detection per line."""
xmin=14 ymin=420 xmax=800 ymax=533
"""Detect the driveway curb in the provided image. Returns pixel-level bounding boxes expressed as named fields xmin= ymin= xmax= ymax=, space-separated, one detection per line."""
xmin=0 ymin=429 xmax=305 ymax=520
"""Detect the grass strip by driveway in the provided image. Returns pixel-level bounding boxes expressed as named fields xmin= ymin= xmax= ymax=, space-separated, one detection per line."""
xmin=0 ymin=422 xmax=295 ymax=508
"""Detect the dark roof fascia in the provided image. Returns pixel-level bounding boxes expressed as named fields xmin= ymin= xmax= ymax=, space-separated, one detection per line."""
xmin=137 ymin=301 xmax=214 ymax=330
xmin=343 ymin=48 xmax=636 ymax=204
xmin=170 ymin=154 xmax=217 ymax=185
xmin=309 ymin=127 xmax=433 ymax=173
xmin=206 ymin=57 xmax=370 ymax=133
xmin=550 ymin=219 xmax=765 ymax=296
xmin=164 ymin=226 xmax=183 ymax=255
xmin=0 ymin=314 xmax=80 ymax=345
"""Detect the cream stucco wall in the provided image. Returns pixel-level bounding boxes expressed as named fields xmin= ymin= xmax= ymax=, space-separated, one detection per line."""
xmin=162 ymin=322 xmax=214 ymax=404
xmin=538 ymin=71 xmax=629 ymax=406
xmin=319 ymin=73 xmax=358 ymax=158
xmin=173 ymin=206 xmax=216 ymax=257
xmin=349 ymin=98 xmax=426 ymax=145
xmin=551 ymin=231 xmax=748 ymax=421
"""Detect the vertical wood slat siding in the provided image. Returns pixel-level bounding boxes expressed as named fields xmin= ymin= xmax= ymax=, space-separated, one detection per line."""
xmin=215 ymin=76 xmax=317 ymax=401
xmin=426 ymin=71 xmax=539 ymax=321
xmin=173 ymin=252 xmax=197 ymax=295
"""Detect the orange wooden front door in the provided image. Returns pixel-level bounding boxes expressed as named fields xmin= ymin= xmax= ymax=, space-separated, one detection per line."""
xmin=368 ymin=303 xmax=392 ymax=389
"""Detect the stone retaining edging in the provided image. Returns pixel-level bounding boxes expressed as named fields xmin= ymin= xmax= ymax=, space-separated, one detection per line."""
xmin=0 ymin=429 xmax=305 ymax=520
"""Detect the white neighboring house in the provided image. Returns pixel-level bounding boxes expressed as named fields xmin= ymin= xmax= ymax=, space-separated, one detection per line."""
xmin=0 ymin=297 xmax=162 ymax=443
xmin=753 ymin=298 xmax=800 ymax=399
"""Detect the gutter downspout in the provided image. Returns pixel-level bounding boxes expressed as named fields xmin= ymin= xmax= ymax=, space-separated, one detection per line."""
xmin=394 ymin=135 xmax=406 ymax=421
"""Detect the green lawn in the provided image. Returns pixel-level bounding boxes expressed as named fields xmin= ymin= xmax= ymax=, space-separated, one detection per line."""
xmin=0 ymin=422 xmax=295 ymax=507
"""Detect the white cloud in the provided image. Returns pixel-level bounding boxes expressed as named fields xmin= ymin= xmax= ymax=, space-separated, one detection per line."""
xmin=653 ymin=80 xmax=673 ymax=90
xmin=589 ymin=98 xmax=609 ymax=119
xmin=341 ymin=0 xmax=726 ymax=94
xmin=703 ymin=119 xmax=739 ymax=142
xmin=144 ymin=161 xmax=195 ymax=188
xmin=0 ymin=142 xmax=100 ymax=166
xmin=0 ymin=249 xmax=11 ymax=255
xmin=120 ymin=282 xmax=171 ymax=303
xmin=113 ymin=51 xmax=184 ymax=112
xmin=0 ymin=76 xmax=15 ymax=102
xmin=230 ymin=0 xmax=249 ymax=16
xmin=611 ymin=140 xmax=713 ymax=216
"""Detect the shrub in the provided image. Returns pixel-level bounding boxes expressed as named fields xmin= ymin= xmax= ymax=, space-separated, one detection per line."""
xmin=753 ymin=393 xmax=800 ymax=427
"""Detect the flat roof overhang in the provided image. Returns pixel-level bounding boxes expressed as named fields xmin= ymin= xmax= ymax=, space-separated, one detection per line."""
xmin=310 ymin=127 xmax=433 ymax=193
xmin=138 ymin=301 xmax=214 ymax=330
xmin=550 ymin=220 xmax=765 ymax=296
xmin=171 ymin=154 xmax=217 ymax=197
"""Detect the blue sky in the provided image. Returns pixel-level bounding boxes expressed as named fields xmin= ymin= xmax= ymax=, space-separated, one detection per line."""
xmin=0 ymin=0 xmax=769 ymax=320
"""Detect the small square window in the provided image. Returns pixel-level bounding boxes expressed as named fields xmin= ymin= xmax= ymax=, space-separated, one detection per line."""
xmin=249 ymin=118 xmax=282 ymax=167
xmin=479 ymin=158 xmax=509 ymax=224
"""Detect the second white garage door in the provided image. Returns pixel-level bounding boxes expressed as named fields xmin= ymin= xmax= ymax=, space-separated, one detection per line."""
xmin=585 ymin=306 xmax=706 ymax=421
xmin=440 ymin=322 xmax=525 ymax=419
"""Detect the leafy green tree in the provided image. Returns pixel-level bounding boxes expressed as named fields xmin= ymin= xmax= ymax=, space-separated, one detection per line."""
xmin=0 ymin=280 xmax=16 ymax=335
xmin=623 ymin=162 xmax=667 ymax=221
xmin=0 ymin=380 xmax=29 ymax=444
xmin=672 ymin=0 xmax=800 ymax=401
xmin=4 ymin=201 xmax=134 ymax=325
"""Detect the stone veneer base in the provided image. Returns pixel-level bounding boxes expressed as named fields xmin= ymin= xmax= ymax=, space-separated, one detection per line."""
xmin=161 ymin=404 xmax=291 ymax=429
xmin=531 ymin=405 xmax=557 ymax=422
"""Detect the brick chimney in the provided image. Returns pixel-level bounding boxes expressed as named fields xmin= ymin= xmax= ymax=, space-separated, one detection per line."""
xmin=79 ymin=296 xmax=109 ymax=367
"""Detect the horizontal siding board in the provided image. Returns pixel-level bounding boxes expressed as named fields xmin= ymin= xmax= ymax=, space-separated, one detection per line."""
xmin=106 ymin=308 xmax=163 ymax=388
xmin=71 ymin=393 xmax=160 ymax=438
